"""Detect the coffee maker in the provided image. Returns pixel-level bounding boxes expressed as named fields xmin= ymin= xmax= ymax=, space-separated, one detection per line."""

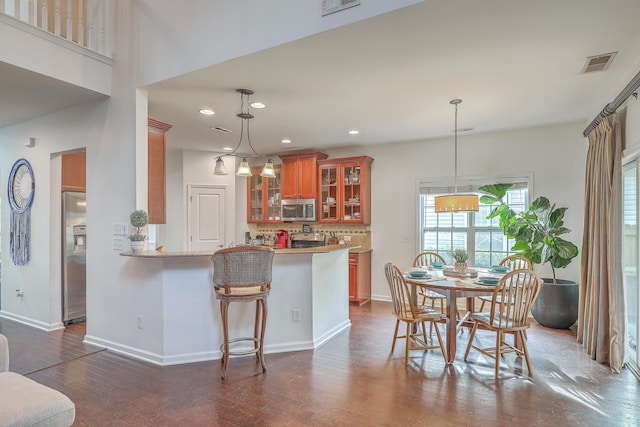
xmin=275 ymin=230 xmax=289 ymax=248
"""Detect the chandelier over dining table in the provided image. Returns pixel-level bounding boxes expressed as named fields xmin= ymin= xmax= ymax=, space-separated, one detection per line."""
xmin=433 ymin=99 xmax=479 ymax=213
xmin=213 ymin=89 xmax=276 ymax=178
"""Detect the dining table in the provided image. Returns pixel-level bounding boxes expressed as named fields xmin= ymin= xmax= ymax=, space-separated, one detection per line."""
xmin=404 ymin=267 xmax=505 ymax=365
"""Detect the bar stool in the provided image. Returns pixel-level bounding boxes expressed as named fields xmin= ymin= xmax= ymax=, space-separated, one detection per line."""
xmin=211 ymin=245 xmax=275 ymax=379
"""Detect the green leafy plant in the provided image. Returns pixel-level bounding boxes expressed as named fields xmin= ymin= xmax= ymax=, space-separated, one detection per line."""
xmin=452 ymin=248 xmax=468 ymax=263
xmin=129 ymin=209 xmax=149 ymax=241
xmin=479 ymin=183 xmax=579 ymax=283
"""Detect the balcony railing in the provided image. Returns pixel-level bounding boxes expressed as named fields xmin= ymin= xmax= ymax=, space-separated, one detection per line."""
xmin=0 ymin=0 xmax=110 ymax=57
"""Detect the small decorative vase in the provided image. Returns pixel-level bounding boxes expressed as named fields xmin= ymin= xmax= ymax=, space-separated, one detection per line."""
xmin=454 ymin=262 xmax=467 ymax=274
xmin=130 ymin=241 xmax=145 ymax=253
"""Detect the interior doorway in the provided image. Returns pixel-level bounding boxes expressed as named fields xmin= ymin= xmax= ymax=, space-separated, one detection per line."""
xmin=60 ymin=150 xmax=87 ymax=325
xmin=187 ymin=185 xmax=227 ymax=251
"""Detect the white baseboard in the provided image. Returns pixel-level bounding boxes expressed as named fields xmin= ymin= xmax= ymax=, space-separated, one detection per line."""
xmin=313 ymin=319 xmax=351 ymax=348
xmin=0 ymin=311 xmax=64 ymax=331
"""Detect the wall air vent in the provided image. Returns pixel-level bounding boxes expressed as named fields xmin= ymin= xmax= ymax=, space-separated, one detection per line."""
xmin=582 ymin=52 xmax=617 ymax=73
xmin=211 ymin=126 xmax=232 ymax=134
xmin=322 ymin=0 xmax=360 ymax=16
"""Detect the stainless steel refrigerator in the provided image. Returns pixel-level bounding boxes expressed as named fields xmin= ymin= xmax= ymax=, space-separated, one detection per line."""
xmin=62 ymin=191 xmax=86 ymax=324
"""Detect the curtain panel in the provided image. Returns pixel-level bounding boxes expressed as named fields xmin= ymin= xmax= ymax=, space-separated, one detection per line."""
xmin=578 ymin=114 xmax=625 ymax=373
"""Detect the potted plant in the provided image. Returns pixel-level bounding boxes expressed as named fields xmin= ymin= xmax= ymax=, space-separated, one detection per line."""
xmin=479 ymin=184 xmax=580 ymax=329
xmin=452 ymin=248 xmax=468 ymax=273
xmin=129 ymin=209 xmax=149 ymax=252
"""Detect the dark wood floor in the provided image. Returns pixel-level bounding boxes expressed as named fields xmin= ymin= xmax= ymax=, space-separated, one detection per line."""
xmin=1 ymin=301 xmax=639 ymax=426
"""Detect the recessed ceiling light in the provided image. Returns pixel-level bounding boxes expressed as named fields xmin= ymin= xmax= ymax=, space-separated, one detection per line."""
xmin=251 ymin=102 xmax=266 ymax=109
xmin=223 ymin=147 xmax=233 ymax=151
xmin=348 ymin=130 xmax=360 ymax=135
xmin=200 ymin=109 xmax=215 ymax=115
xmin=281 ymin=138 xmax=292 ymax=144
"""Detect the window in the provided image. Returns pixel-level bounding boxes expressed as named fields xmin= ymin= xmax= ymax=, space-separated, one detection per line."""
xmin=623 ymin=160 xmax=638 ymax=368
xmin=147 ymin=224 xmax=158 ymax=250
xmin=419 ymin=179 xmax=529 ymax=267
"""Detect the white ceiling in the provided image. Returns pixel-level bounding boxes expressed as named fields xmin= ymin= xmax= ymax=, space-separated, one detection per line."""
xmin=3 ymin=1 xmax=640 ymax=154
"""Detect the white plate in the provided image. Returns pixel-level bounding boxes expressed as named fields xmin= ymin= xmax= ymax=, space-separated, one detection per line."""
xmin=474 ymin=279 xmax=498 ymax=286
xmin=406 ymin=274 xmax=431 ymax=280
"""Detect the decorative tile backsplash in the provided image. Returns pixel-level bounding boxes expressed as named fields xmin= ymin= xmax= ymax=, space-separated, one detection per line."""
xmin=251 ymin=223 xmax=371 ymax=249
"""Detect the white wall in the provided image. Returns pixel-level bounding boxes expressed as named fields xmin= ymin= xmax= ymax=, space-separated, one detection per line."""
xmin=162 ymin=150 xmax=239 ymax=251
xmin=0 ymin=100 xmax=111 ymax=328
xmin=325 ymin=122 xmax=588 ymax=300
xmin=131 ymin=0 xmax=424 ymax=86
xmin=181 ymin=150 xmax=237 ymax=249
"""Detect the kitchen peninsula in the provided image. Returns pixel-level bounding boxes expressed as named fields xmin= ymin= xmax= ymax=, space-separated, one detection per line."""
xmin=108 ymin=245 xmax=352 ymax=366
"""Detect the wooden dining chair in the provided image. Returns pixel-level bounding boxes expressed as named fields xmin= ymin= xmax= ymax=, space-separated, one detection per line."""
xmin=479 ymin=255 xmax=533 ymax=311
xmin=464 ymin=269 xmax=541 ymax=378
xmin=384 ymin=263 xmax=447 ymax=366
xmin=412 ymin=251 xmax=447 ymax=313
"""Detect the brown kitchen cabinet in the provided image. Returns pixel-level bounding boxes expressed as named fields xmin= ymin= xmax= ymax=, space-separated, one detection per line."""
xmin=247 ymin=165 xmax=282 ymax=223
xmin=279 ymin=151 xmax=328 ymax=199
xmin=318 ymin=156 xmax=373 ymax=224
xmin=148 ymin=118 xmax=172 ymax=224
xmin=349 ymin=250 xmax=371 ymax=305
xmin=61 ymin=151 xmax=86 ymax=192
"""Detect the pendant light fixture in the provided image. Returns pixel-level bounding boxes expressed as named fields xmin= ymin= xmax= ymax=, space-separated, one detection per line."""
xmin=213 ymin=157 xmax=228 ymax=175
xmin=433 ymin=99 xmax=479 ymax=212
xmin=213 ymin=89 xmax=276 ymax=178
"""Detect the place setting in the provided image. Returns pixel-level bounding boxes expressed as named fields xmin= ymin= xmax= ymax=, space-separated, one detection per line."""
xmin=466 ymin=264 xmax=509 ymax=286
xmin=404 ymin=267 xmax=430 ymax=279
xmin=487 ymin=265 xmax=509 ymax=274
xmin=429 ymin=261 xmax=444 ymax=270
xmin=473 ymin=276 xmax=500 ymax=286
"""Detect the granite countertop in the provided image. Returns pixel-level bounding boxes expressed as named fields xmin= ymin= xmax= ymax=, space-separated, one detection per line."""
xmin=120 ymin=244 xmax=361 ymax=259
xmin=348 ymin=247 xmax=372 ymax=254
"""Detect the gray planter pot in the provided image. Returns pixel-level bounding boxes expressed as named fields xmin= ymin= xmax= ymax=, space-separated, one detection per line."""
xmin=531 ymin=278 xmax=579 ymax=329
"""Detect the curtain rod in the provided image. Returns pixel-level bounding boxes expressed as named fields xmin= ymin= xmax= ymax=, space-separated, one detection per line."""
xmin=582 ymin=69 xmax=640 ymax=137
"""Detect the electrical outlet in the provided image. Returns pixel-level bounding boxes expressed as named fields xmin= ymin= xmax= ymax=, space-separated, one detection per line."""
xmin=343 ymin=235 xmax=351 ymax=242
xmin=292 ymin=309 xmax=301 ymax=322
xmin=137 ymin=315 xmax=144 ymax=329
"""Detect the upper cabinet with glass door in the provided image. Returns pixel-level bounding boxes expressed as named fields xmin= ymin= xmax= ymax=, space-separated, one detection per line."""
xmin=247 ymin=165 xmax=282 ymax=223
xmin=318 ymin=156 xmax=373 ymax=224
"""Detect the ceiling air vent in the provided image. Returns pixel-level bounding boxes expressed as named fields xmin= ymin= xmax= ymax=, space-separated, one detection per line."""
xmin=210 ymin=126 xmax=232 ymax=134
xmin=582 ymin=52 xmax=617 ymax=73
xmin=322 ymin=0 xmax=360 ymax=16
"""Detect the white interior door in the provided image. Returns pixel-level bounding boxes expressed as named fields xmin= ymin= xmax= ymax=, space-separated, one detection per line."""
xmin=188 ymin=185 xmax=226 ymax=251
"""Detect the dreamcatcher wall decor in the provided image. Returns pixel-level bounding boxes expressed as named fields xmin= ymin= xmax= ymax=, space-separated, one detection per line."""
xmin=7 ymin=158 xmax=35 ymax=265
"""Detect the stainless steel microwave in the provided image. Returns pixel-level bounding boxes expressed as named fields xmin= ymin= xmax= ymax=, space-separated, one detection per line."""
xmin=281 ymin=198 xmax=317 ymax=222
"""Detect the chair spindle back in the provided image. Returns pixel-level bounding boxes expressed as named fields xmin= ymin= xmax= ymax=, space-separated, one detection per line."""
xmin=385 ymin=263 xmax=420 ymax=319
xmin=499 ymin=255 xmax=533 ymax=271
xmin=413 ymin=251 xmax=446 ymax=268
xmin=490 ymin=269 xmax=540 ymax=329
